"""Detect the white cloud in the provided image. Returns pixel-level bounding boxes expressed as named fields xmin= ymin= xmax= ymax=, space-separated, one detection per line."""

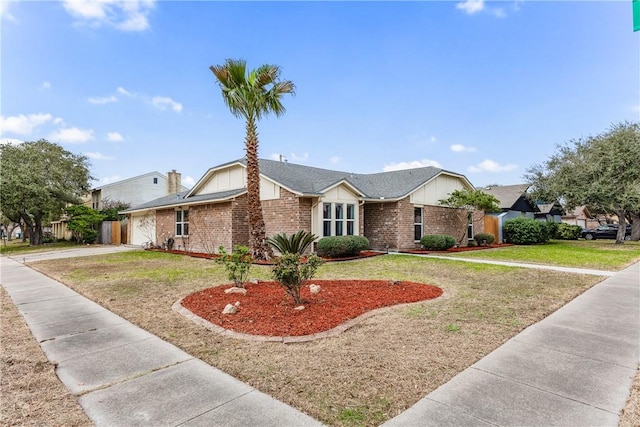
xmin=0 ymin=1 xmax=16 ymax=21
xmin=53 ymin=117 xmax=65 ymax=125
xmin=89 ymin=95 xmax=118 ymax=104
xmin=107 ymin=132 xmax=124 ymax=142
xmin=63 ymin=0 xmax=155 ymax=32
xmin=50 ymin=127 xmax=95 ymax=144
xmin=182 ymin=176 xmax=195 ymax=188
xmin=290 ymin=152 xmax=308 ymax=162
xmin=0 ymin=113 xmax=53 ymax=135
xmin=1 ymin=138 xmax=24 ymax=145
xmin=151 ymin=96 xmax=183 ymax=113
xmin=383 ymin=159 xmax=442 ymax=172
xmin=430 ymin=135 xmax=437 ymax=143
xmin=450 ymin=144 xmax=477 ymax=153
xmin=41 ymin=82 xmax=51 ymax=90
xmin=117 ymin=86 xmax=132 ymax=97
xmin=330 ymin=156 xmax=342 ymax=164
xmin=85 ymin=151 xmax=114 ymax=160
xmin=468 ymin=159 xmax=518 ymax=173
xmin=456 ymin=0 xmax=484 ymax=15
xmin=492 ymin=8 xmax=506 ymax=18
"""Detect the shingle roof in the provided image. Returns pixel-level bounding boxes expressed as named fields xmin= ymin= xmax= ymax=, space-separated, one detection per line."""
xmin=482 ymin=184 xmax=531 ymax=209
xmin=121 ymin=188 xmax=245 ymax=213
xmin=249 ymin=158 xmax=448 ymax=199
xmin=124 ymin=158 xmax=470 ymax=212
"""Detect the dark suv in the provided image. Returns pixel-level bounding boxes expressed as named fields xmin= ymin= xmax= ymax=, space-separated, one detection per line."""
xmin=581 ymin=224 xmax=631 ymax=240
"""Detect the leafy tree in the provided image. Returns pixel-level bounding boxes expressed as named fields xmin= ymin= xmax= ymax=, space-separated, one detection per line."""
xmin=438 ymin=188 xmax=501 ymax=245
xmin=526 ymin=121 xmax=640 ymax=244
xmin=210 ymin=59 xmax=295 ymax=260
xmin=65 ymin=205 xmax=105 ymax=243
xmin=100 ymin=198 xmax=130 ymax=221
xmin=0 ymin=140 xmax=92 ymax=245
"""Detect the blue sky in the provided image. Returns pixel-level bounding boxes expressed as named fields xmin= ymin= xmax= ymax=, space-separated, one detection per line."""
xmin=1 ymin=1 xmax=638 ymax=189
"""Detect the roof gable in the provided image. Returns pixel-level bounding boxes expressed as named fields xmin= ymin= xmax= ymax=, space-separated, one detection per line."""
xmin=482 ymin=184 xmax=536 ymax=211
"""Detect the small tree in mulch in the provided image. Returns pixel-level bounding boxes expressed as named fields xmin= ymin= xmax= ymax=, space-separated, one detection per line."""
xmin=216 ymin=245 xmax=252 ymax=288
xmin=271 ymin=253 xmax=324 ymax=305
xmin=438 ymin=188 xmax=501 ymax=246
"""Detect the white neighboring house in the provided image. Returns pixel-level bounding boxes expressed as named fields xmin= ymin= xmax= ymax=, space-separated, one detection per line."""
xmin=89 ymin=170 xmax=188 ymax=210
xmin=51 ymin=170 xmax=188 ymax=241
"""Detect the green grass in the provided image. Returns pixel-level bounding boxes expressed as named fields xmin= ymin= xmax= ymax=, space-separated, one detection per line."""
xmin=443 ymin=239 xmax=640 ymax=270
xmin=0 ymin=240 xmax=81 ymax=255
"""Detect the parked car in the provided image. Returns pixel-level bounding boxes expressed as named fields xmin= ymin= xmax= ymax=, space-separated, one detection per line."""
xmin=581 ymin=224 xmax=631 ymax=240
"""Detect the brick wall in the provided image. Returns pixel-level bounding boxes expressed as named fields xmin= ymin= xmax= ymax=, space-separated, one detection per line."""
xmin=364 ymin=198 xmax=479 ymax=250
xmin=364 ymin=201 xmax=400 ymax=250
xmin=262 ymin=189 xmax=311 ymax=238
xmin=188 ymin=202 xmax=234 ymax=253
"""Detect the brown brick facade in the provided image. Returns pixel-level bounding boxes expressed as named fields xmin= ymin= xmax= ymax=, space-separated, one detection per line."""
xmin=262 ymin=189 xmax=312 ymax=238
xmin=151 ymin=191 xmax=484 ymax=253
xmin=364 ymin=197 xmax=484 ymax=250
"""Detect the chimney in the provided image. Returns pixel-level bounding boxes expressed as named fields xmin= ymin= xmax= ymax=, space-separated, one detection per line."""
xmin=167 ymin=169 xmax=181 ymax=194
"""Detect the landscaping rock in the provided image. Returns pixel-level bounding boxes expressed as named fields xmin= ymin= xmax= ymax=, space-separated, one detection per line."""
xmin=222 ymin=303 xmax=238 ymax=314
xmin=309 ymin=284 xmax=321 ymax=294
xmin=294 ymin=305 xmax=305 ymax=311
xmin=224 ymin=287 xmax=247 ymax=295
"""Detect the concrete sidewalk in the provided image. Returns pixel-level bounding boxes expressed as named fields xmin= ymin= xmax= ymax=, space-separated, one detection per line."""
xmin=0 ymin=255 xmax=322 ymax=427
xmin=383 ymin=261 xmax=640 ymax=426
xmin=2 ymin=247 xmax=638 ymax=426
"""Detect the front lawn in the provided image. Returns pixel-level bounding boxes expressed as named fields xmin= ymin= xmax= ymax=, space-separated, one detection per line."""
xmin=443 ymin=239 xmax=640 ymax=270
xmin=0 ymin=240 xmax=80 ymax=255
xmin=28 ymin=251 xmax=602 ymax=427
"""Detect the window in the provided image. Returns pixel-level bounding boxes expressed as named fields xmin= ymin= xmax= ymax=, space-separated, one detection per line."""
xmin=346 ymin=204 xmax=355 ymax=236
xmin=175 ymin=209 xmax=189 ymax=236
xmin=414 ymin=207 xmax=423 ymax=241
xmin=335 ymin=204 xmax=344 ymax=236
xmin=467 ymin=212 xmax=473 ymax=240
xmin=323 ymin=203 xmax=332 ymax=237
xmin=153 ymin=177 xmax=158 ymax=184
xmin=323 ymin=202 xmax=356 ymax=236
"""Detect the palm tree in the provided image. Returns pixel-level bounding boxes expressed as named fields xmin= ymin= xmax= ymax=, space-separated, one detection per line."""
xmin=210 ymin=59 xmax=295 ymax=260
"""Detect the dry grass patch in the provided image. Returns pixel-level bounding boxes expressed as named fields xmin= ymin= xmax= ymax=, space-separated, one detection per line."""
xmin=620 ymin=366 xmax=640 ymax=427
xmin=0 ymin=287 xmax=91 ymax=427
xmin=30 ymin=251 xmax=602 ymax=427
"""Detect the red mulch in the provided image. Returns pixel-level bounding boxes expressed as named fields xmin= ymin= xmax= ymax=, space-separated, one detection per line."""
xmin=181 ymin=280 xmax=443 ymax=337
xmin=400 ymin=243 xmax=513 ymax=254
xmin=149 ymin=249 xmax=385 ymax=264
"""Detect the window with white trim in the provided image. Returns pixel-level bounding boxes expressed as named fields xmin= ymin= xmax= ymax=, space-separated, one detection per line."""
xmin=323 ymin=202 xmax=356 ymax=236
xmin=467 ymin=212 xmax=473 ymax=240
xmin=323 ymin=203 xmax=332 ymax=237
xmin=414 ymin=207 xmax=423 ymax=241
xmin=346 ymin=204 xmax=355 ymax=235
xmin=175 ymin=209 xmax=189 ymax=236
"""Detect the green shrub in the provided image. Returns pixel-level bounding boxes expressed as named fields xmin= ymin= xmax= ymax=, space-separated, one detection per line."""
xmin=272 ymin=253 xmax=324 ymax=305
xmin=316 ymin=235 xmax=369 ymax=258
xmin=556 ymin=223 xmax=583 ymax=240
xmin=473 ymin=233 xmax=495 ymax=245
xmin=503 ymin=217 xmax=550 ymax=245
xmin=216 ymin=245 xmax=252 ymax=288
xmin=267 ymin=230 xmax=317 ymax=255
xmin=420 ymin=234 xmax=456 ymax=251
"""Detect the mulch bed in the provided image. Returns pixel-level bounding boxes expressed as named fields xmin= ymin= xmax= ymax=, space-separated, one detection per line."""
xmin=149 ymin=249 xmax=385 ymax=264
xmin=180 ymin=280 xmax=443 ymax=337
xmin=400 ymin=243 xmax=513 ymax=255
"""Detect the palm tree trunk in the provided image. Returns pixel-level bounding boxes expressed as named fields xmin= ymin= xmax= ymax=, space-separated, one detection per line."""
xmin=245 ymin=117 xmax=273 ymax=260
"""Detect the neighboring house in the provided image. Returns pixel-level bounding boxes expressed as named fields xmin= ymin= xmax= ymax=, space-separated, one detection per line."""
xmin=482 ymin=184 xmax=539 ymax=242
xmin=87 ymin=170 xmax=188 ymax=210
xmin=561 ymin=206 xmax=596 ymax=229
xmin=51 ymin=170 xmax=188 ymax=241
xmin=535 ymin=202 xmax=564 ymax=222
xmin=122 ymin=158 xmax=483 ymax=252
